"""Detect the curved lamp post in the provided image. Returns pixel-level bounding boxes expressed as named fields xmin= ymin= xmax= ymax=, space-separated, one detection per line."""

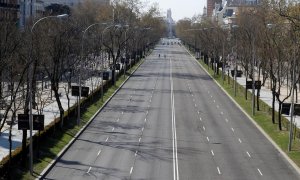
xmin=77 ymin=23 xmax=107 ymax=125
xmin=29 ymin=14 xmax=68 ymax=175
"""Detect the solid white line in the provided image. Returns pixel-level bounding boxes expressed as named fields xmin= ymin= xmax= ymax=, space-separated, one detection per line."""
xmin=87 ymin=166 xmax=92 ymax=174
xmin=170 ymin=58 xmax=179 ymax=180
xmin=246 ymin=151 xmax=251 ymax=158
xmin=231 ymin=128 xmax=235 ymax=132
xmin=238 ymin=138 xmax=242 ymax=143
xmin=207 ymin=137 xmax=210 ymax=142
xmin=130 ymin=167 xmax=133 ymax=174
xmin=139 ymin=137 xmax=141 ymax=142
xmin=257 ymin=168 xmax=263 ymax=176
xmin=211 ymin=150 xmax=215 ymax=156
xmin=203 ymin=126 xmax=206 ymax=131
xmin=97 ymin=150 xmax=101 ymax=156
xmin=217 ymin=167 xmax=221 ymax=175
xmin=105 ymin=137 xmax=109 ymax=142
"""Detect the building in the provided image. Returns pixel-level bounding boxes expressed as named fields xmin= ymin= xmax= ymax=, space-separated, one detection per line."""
xmin=0 ymin=0 xmax=20 ymax=21
xmin=207 ymin=0 xmax=222 ymax=17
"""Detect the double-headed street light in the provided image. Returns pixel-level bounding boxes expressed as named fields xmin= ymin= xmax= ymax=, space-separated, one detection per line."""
xmin=77 ymin=23 xmax=107 ymax=126
xmin=29 ymin=13 xmax=68 ymax=175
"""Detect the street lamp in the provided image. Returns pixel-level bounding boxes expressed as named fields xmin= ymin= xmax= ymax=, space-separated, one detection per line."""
xmin=77 ymin=23 xmax=107 ymax=125
xmin=29 ymin=13 xmax=68 ymax=175
xmin=123 ymin=25 xmax=130 ymax=78
xmin=231 ymin=25 xmax=239 ymax=97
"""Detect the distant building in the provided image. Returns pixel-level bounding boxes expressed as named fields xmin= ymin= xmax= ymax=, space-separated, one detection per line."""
xmin=166 ymin=8 xmax=175 ymax=38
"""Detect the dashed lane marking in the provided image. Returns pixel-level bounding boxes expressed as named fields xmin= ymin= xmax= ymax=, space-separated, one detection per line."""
xmin=257 ymin=168 xmax=263 ymax=176
xmin=217 ymin=167 xmax=221 ymax=175
xmin=247 ymin=151 xmax=251 ymax=158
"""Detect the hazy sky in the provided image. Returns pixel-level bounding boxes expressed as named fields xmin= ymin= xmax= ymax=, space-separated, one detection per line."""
xmin=144 ymin=0 xmax=206 ymax=21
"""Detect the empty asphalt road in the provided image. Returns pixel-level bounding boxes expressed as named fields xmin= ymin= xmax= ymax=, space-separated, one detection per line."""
xmin=43 ymin=38 xmax=300 ymax=180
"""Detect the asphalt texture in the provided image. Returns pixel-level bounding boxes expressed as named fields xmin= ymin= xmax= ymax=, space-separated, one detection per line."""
xmin=44 ymin=38 xmax=300 ymax=180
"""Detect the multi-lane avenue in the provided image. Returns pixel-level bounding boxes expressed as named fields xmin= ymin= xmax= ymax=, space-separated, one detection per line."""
xmin=43 ymin=39 xmax=300 ymax=180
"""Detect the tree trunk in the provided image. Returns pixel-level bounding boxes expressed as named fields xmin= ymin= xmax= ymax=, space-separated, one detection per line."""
xmin=278 ymin=102 xmax=282 ymax=130
xmin=256 ymin=89 xmax=260 ymax=111
xmin=272 ymin=89 xmax=276 ymax=124
xmin=52 ymin=84 xmax=64 ymax=129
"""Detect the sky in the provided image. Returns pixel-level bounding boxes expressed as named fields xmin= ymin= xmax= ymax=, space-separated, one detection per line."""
xmin=144 ymin=0 xmax=206 ymax=22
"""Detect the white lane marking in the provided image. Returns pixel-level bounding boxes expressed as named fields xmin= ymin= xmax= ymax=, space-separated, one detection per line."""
xmin=170 ymin=58 xmax=179 ymax=180
xmin=149 ymin=99 xmax=151 ymax=102
xmin=195 ymin=104 xmax=197 ymax=107
xmin=257 ymin=168 xmax=263 ymax=176
xmin=221 ymin=112 xmax=224 ymax=115
xmin=231 ymin=128 xmax=235 ymax=132
xmin=146 ymin=111 xmax=149 ymax=115
xmin=200 ymin=117 xmax=202 ymax=121
xmin=193 ymin=99 xmax=195 ymax=102
xmin=191 ymin=94 xmax=194 ymax=96
xmin=217 ymin=167 xmax=221 ymax=175
xmin=122 ymin=112 xmax=124 ymax=114
xmin=139 ymin=137 xmax=141 ymax=142
xmin=206 ymin=137 xmax=210 ymax=142
xmin=238 ymin=138 xmax=242 ymax=143
xmin=97 ymin=150 xmax=101 ymax=156
xmin=225 ymin=118 xmax=228 ymax=123
xmin=135 ymin=151 xmax=138 ymax=156
xmin=112 ymin=127 xmax=115 ymax=131
xmin=197 ymin=111 xmax=200 ymax=114
xmin=145 ymin=118 xmax=147 ymax=122
xmin=87 ymin=167 xmax=92 ymax=174
xmin=117 ymin=118 xmax=120 ymax=122
xmin=203 ymin=126 xmax=206 ymax=131
xmin=142 ymin=127 xmax=144 ymax=132
xmin=211 ymin=95 xmax=213 ymax=98
xmin=246 ymin=151 xmax=251 ymax=158
xmin=130 ymin=167 xmax=133 ymax=174
xmin=217 ymin=105 xmax=219 ymax=108
xmin=105 ymin=137 xmax=109 ymax=142
xmin=213 ymin=100 xmax=216 ymax=103
xmin=211 ymin=150 xmax=215 ymax=156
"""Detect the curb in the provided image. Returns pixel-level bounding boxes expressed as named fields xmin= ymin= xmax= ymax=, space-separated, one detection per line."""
xmin=184 ymin=47 xmax=300 ymax=176
xmin=39 ymin=58 xmax=146 ymax=179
